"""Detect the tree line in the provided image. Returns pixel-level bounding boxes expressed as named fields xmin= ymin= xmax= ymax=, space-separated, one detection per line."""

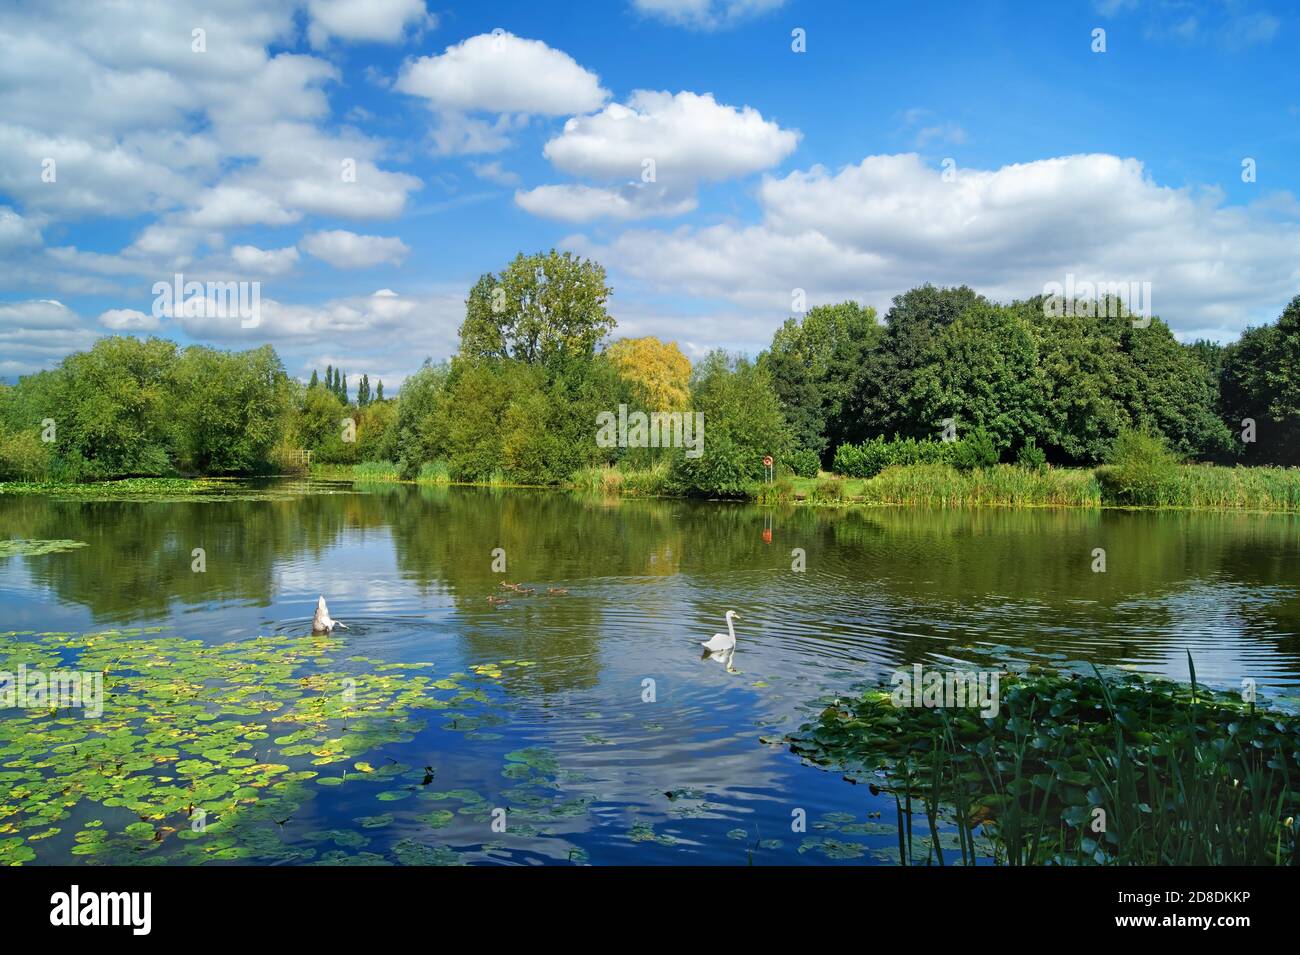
xmin=2 ymin=249 xmax=1297 ymax=487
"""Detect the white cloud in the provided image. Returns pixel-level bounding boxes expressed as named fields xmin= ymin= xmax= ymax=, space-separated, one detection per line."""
xmin=631 ymin=0 xmax=787 ymax=29
xmin=396 ymin=32 xmax=608 ymax=115
xmin=231 ymin=244 xmax=300 ymax=275
xmin=515 ymin=184 xmax=697 ymax=222
xmin=469 ymin=160 xmax=521 ymax=187
xmin=567 ymin=153 xmax=1300 ymax=344
xmin=0 ymin=299 xmax=101 ymax=377
xmin=0 ymin=206 xmax=42 ymax=250
xmin=517 ymin=90 xmax=799 ymax=222
xmin=543 ymin=90 xmax=799 ymax=183
xmin=306 ymin=0 xmax=435 ymax=48
xmin=300 ymin=230 xmax=410 ymax=268
xmin=0 ymin=1 xmax=420 ymax=283
xmin=97 ymin=308 xmax=160 ymax=331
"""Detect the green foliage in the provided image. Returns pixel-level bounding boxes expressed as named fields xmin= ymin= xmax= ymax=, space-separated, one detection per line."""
xmin=950 ymin=427 xmax=999 ymax=471
xmin=788 ymin=664 xmax=1300 ymax=865
xmin=760 ymin=301 xmax=880 ymax=461
xmin=459 ymin=250 xmax=615 ymax=368
xmin=0 ymin=424 xmax=52 ymax=481
xmin=786 ymin=448 xmax=821 ymax=478
xmin=832 ymin=435 xmax=955 ymax=478
xmin=168 ymin=345 xmax=290 ymax=474
xmin=667 ymin=436 xmax=753 ymax=498
xmin=1015 ymin=436 xmax=1048 ymax=473
xmin=1220 ymin=295 xmax=1300 ymax=465
xmin=809 ymin=475 xmax=846 ymax=503
xmin=1096 ymin=428 xmax=1182 ymax=505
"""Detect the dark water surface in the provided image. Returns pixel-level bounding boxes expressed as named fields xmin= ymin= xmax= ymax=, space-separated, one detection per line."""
xmin=2 ymin=481 xmax=1299 ymax=865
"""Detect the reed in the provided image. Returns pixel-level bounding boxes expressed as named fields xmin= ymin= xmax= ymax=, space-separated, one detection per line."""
xmin=859 ymin=463 xmax=1102 ymax=508
xmin=789 ymin=659 xmax=1300 ymax=865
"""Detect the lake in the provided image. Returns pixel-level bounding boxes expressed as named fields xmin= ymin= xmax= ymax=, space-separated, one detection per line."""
xmin=2 ymin=481 xmax=1299 ymax=865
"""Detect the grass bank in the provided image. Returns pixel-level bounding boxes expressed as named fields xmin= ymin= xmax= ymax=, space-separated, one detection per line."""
xmin=787 ymin=661 xmax=1300 ymax=865
xmin=790 ymin=462 xmax=1300 ymax=512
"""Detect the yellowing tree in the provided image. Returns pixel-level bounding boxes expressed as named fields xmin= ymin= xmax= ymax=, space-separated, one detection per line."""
xmin=606 ymin=337 xmax=691 ymax=410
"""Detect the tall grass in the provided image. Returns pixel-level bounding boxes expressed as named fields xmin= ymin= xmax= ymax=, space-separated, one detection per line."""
xmin=1099 ymin=463 xmax=1300 ymax=510
xmin=859 ymin=463 xmax=1103 ymax=508
xmin=416 ymin=459 xmax=451 ymax=485
xmin=351 ymin=461 xmax=402 ymax=482
xmin=570 ymin=460 xmax=671 ymax=497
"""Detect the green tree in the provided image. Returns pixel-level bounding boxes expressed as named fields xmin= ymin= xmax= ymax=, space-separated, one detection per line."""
xmin=762 ymin=301 xmax=881 ymax=461
xmin=168 ymin=345 xmax=291 ymax=473
xmin=459 ymin=250 xmax=615 ymax=367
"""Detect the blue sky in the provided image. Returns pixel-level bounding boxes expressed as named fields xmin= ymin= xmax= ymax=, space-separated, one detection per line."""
xmin=2 ymin=0 xmax=1298 ymax=389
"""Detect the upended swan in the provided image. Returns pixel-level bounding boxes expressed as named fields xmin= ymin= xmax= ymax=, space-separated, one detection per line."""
xmin=311 ymin=595 xmax=349 ymax=634
xmin=700 ymin=610 xmax=739 ymax=671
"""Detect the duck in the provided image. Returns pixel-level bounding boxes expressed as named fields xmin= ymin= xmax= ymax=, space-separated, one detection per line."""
xmin=311 ymin=595 xmax=349 ymax=634
xmin=546 ymin=587 xmax=568 ymax=596
xmin=487 ymin=595 xmax=510 ymax=606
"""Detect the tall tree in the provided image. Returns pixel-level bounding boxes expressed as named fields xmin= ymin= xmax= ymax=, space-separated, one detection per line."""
xmin=459 ymin=250 xmax=616 ymax=367
xmin=606 ymin=337 xmax=691 ymax=409
xmin=761 ymin=301 xmax=881 ymax=461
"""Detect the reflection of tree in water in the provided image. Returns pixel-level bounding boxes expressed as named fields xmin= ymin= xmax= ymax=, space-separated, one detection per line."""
xmin=5 ymin=485 xmax=1298 ymax=684
xmin=0 ymin=493 xmax=363 ymax=622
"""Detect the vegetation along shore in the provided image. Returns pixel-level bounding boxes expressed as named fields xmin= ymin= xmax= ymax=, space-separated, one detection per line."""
xmin=4 ymin=250 xmax=1300 ymax=512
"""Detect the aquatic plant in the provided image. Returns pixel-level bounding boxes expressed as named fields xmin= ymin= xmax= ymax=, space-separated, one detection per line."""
xmin=0 ymin=626 xmax=535 ymax=865
xmin=787 ymin=660 xmax=1300 ymax=865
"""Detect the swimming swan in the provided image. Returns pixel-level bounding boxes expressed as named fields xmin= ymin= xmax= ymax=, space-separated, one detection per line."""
xmin=700 ymin=610 xmax=739 ymax=671
xmin=311 ymin=595 xmax=349 ymax=634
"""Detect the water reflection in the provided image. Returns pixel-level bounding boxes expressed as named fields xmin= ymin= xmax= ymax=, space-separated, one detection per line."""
xmin=3 ymin=482 xmax=1299 ymax=864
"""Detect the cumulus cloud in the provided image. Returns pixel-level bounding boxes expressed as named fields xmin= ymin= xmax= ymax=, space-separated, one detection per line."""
xmin=306 ymin=0 xmax=435 ymax=48
xmin=231 ymin=244 xmax=300 ymax=275
xmin=173 ymin=286 xmax=465 ymax=389
xmin=631 ymin=0 xmax=787 ymax=29
xmin=97 ymin=307 xmax=160 ymax=331
xmin=396 ymin=31 xmax=607 ymax=154
xmin=396 ymin=31 xmax=607 ymax=114
xmin=300 ymin=230 xmax=410 ymax=268
xmin=0 ymin=299 xmax=100 ymax=377
xmin=0 ymin=1 xmax=421 ymax=280
xmin=517 ymin=90 xmax=799 ymax=222
xmin=567 ymin=153 xmax=1300 ymax=344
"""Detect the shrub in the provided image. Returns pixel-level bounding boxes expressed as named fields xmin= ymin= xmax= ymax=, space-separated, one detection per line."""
xmin=951 ymin=427 xmax=999 ymax=472
xmin=667 ymin=436 xmax=752 ymax=498
xmin=832 ymin=435 xmax=954 ymax=478
xmin=786 ymin=448 xmax=821 ymax=478
xmin=1097 ymin=428 xmax=1182 ymax=506
xmin=809 ymin=475 xmax=847 ymax=503
xmin=1016 ymin=437 xmax=1048 ymax=473
xmin=754 ymin=475 xmax=795 ymax=504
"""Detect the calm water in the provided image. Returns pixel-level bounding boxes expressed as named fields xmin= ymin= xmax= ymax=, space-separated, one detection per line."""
xmin=3 ymin=481 xmax=1300 ymax=865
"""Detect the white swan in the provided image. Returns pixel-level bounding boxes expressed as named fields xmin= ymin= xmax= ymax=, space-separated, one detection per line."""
xmin=311 ymin=595 xmax=349 ymax=634
xmin=700 ymin=610 xmax=739 ymax=671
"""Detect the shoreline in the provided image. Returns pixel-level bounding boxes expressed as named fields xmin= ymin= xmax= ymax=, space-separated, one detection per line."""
xmin=5 ymin=462 xmax=1300 ymax=515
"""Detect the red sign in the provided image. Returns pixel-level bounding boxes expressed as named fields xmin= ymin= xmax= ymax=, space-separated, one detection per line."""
xmin=762 ymin=455 xmax=774 ymax=468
